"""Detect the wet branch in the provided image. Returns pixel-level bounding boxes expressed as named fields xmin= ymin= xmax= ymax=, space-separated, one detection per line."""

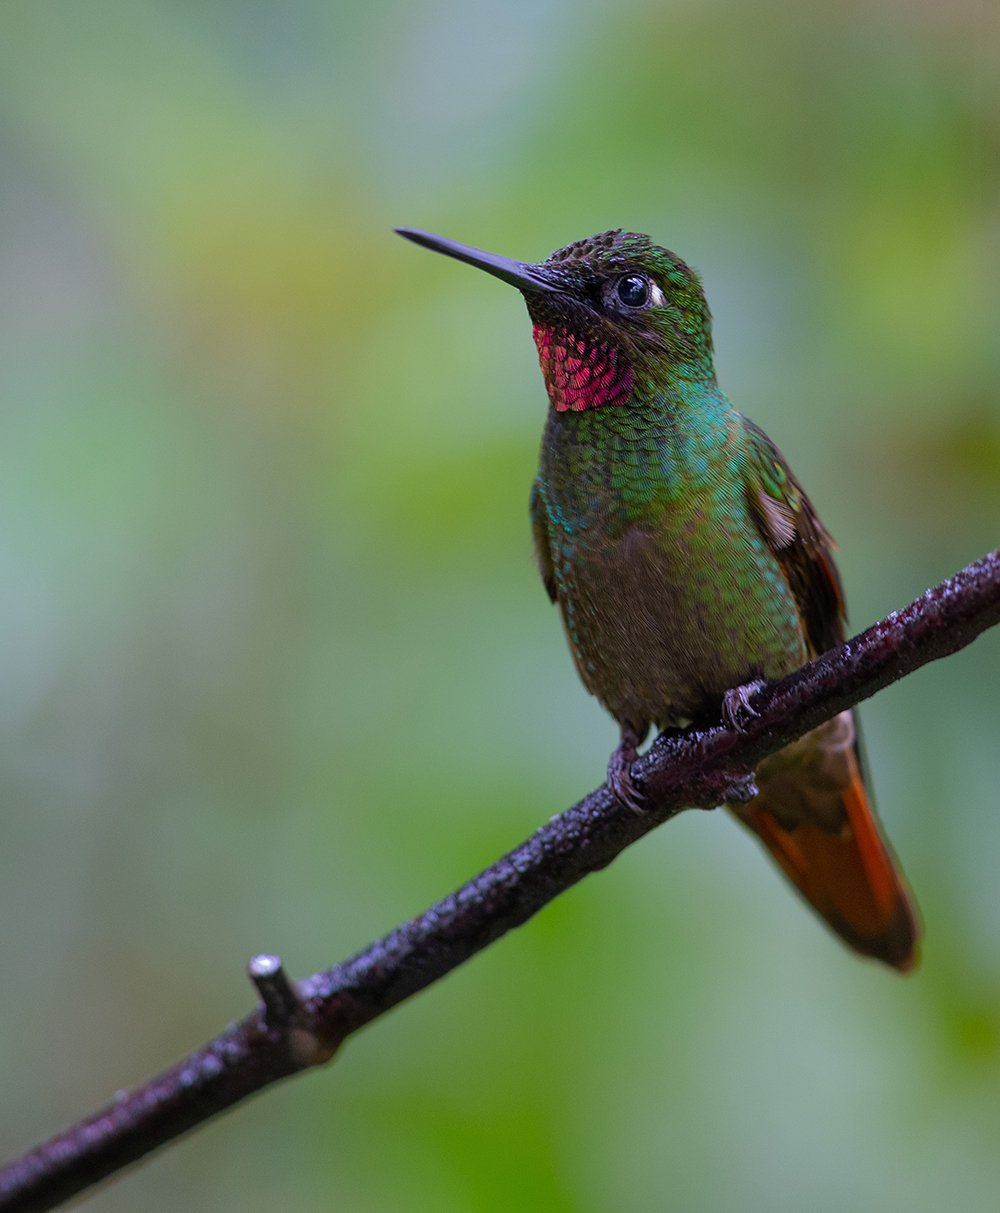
xmin=2 ymin=548 xmax=999 ymax=1213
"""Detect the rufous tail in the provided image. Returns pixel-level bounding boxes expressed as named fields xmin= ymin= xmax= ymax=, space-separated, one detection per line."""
xmin=732 ymin=712 xmax=919 ymax=971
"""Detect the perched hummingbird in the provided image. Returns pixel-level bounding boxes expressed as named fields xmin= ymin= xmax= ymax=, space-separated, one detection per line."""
xmin=397 ymin=226 xmax=919 ymax=970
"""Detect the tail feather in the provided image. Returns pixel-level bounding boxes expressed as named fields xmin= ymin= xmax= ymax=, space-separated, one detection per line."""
xmin=733 ymin=712 xmax=919 ymax=971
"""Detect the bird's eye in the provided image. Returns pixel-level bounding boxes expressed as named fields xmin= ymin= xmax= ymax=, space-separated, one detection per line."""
xmin=616 ymin=274 xmax=651 ymax=308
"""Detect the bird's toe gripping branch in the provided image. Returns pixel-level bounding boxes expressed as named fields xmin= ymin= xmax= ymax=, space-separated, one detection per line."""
xmin=721 ymin=678 xmax=768 ymax=732
xmin=607 ymin=723 xmax=647 ymax=813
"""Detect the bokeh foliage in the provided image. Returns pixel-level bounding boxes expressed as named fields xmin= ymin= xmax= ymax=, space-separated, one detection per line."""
xmin=1 ymin=2 xmax=999 ymax=1210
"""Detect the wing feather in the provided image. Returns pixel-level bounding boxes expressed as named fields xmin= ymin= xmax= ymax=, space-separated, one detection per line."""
xmin=530 ymin=480 xmax=558 ymax=603
xmin=741 ymin=417 xmax=844 ymax=657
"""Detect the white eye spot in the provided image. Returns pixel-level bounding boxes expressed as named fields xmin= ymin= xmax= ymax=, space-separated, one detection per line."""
xmin=612 ymin=274 xmax=666 ymax=310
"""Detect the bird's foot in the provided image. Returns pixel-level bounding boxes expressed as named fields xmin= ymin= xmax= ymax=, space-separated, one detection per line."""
xmin=719 ymin=772 xmax=760 ymax=805
xmin=608 ymin=727 xmax=646 ymax=813
xmin=721 ymin=678 xmax=767 ymax=732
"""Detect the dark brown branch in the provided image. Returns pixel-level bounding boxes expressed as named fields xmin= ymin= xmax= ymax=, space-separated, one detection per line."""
xmin=2 ymin=549 xmax=999 ymax=1213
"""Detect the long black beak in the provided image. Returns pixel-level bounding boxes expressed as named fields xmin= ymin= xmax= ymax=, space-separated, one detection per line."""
xmin=395 ymin=228 xmax=562 ymax=295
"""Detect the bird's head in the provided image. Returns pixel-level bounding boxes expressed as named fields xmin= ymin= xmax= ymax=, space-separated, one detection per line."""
xmin=396 ymin=227 xmax=715 ymax=412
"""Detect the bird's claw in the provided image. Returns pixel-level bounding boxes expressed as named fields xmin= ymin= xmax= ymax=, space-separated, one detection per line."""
xmin=608 ymin=744 xmax=645 ymax=813
xmin=721 ymin=678 xmax=767 ymax=732
xmin=720 ymin=772 xmax=760 ymax=805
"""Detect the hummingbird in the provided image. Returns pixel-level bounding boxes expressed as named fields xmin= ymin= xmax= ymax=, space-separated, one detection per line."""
xmin=396 ymin=226 xmax=919 ymax=970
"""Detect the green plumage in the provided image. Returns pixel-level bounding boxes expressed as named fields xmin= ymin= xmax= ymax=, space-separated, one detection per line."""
xmin=396 ymin=224 xmax=919 ymax=968
xmin=532 ymin=393 xmax=810 ymax=732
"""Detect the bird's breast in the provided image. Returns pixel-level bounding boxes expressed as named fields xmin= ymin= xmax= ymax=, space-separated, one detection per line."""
xmin=538 ymin=416 xmax=807 ymax=727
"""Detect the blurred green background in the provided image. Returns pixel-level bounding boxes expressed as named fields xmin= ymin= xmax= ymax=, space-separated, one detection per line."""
xmin=1 ymin=2 xmax=999 ymax=1210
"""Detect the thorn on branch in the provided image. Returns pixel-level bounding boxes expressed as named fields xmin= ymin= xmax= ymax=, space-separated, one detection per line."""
xmin=248 ymin=953 xmax=300 ymax=1029
xmin=247 ymin=954 xmax=340 ymax=1069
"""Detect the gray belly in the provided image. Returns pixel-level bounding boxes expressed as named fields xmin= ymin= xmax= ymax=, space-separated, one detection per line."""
xmin=552 ymin=515 xmax=807 ymax=729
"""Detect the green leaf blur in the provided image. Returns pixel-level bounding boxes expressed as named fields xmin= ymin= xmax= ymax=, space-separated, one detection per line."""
xmin=1 ymin=2 xmax=998 ymax=1210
